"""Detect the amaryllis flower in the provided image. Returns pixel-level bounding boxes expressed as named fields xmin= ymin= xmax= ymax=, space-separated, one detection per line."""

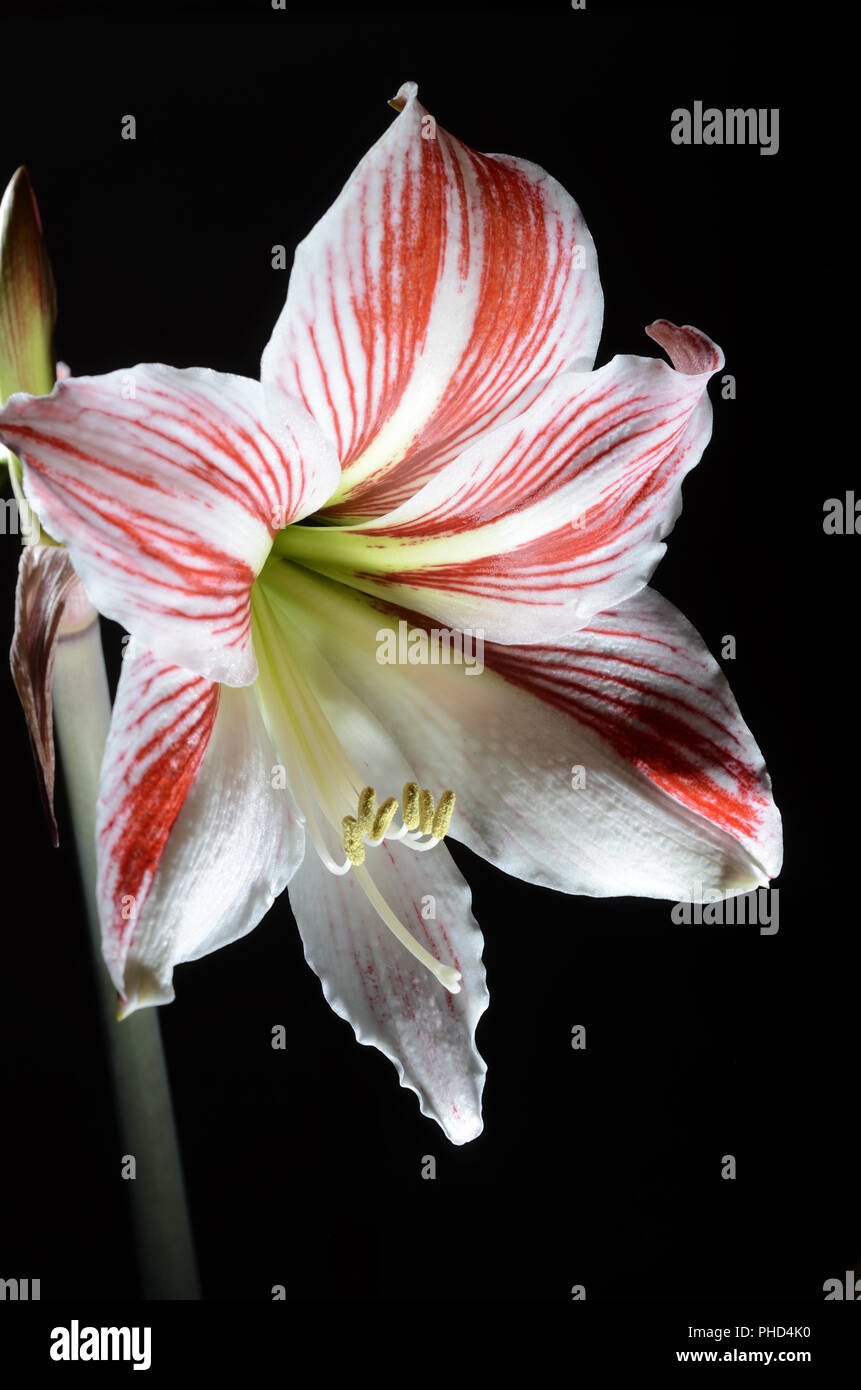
xmin=0 ymin=83 xmax=781 ymax=1143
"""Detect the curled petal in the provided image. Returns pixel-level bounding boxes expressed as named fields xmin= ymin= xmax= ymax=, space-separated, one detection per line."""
xmin=97 ymin=652 xmax=304 ymax=1013
xmin=0 ymin=366 xmax=341 ymax=685
xmin=10 ymin=544 xmax=92 ymax=845
xmin=263 ymin=80 xmax=602 ymax=519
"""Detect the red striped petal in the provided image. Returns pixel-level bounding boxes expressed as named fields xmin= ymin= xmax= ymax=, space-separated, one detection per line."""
xmin=97 ymin=652 xmax=304 ymax=1012
xmin=98 ymin=655 xmax=219 ymax=999
xmin=277 ymin=322 xmax=723 ymax=643
xmin=0 ymin=366 xmax=341 ymax=685
xmin=484 ymin=587 xmax=782 ymax=880
xmin=262 ymin=81 xmax=602 ymax=520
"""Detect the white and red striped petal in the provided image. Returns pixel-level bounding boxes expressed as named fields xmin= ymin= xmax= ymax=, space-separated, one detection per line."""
xmin=0 ymin=366 xmax=341 ymax=685
xmin=288 ymin=834 xmax=488 ymax=1144
xmin=277 ymin=322 xmax=723 ymax=643
xmin=97 ymin=652 xmax=304 ymax=1014
xmin=483 ymin=588 xmax=782 ymax=883
xmin=270 ymin=561 xmax=780 ymax=900
xmin=262 ymin=80 xmax=602 ymax=520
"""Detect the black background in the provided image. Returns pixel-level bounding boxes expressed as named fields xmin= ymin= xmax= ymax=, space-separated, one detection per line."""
xmin=1 ymin=1 xmax=854 ymax=1310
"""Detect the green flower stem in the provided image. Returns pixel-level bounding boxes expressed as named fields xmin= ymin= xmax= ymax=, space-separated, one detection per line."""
xmin=51 ymin=608 xmax=200 ymax=1300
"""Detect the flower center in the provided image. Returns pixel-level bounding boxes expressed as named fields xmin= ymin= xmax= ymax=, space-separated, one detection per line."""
xmin=250 ymin=577 xmax=461 ymax=994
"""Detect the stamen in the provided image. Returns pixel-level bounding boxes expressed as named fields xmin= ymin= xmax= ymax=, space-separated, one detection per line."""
xmin=432 ymin=790 xmax=456 ymax=839
xmin=290 ymin=760 xmax=352 ymax=874
xmin=357 ymin=786 xmax=376 ymax=835
xmin=253 ymin=587 xmax=366 ymax=836
xmin=397 ymin=834 xmax=440 ymax=852
xmin=342 ymin=815 xmax=365 ymax=866
xmin=252 ymin=581 xmax=461 ymax=991
xmin=402 ymin=781 xmax=420 ymax=830
xmin=345 ymin=778 xmax=457 ymax=857
xmin=371 ymin=796 xmax=398 ymax=841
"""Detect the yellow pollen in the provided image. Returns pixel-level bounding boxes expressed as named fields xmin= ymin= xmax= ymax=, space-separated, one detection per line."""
xmin=345 ymin=781 xmax=457 ymax=860
xmin=402 ymin=782 xmax=420 ymax=830
xmin=432 ymin=790 xmax=456 ymax=839
xmin=357 ymin=786 xmax=376 ymax=835
xmin=342 ymin=815 xmax=365 ymax=865
xmin=418 ymin=788 xmax=435 ymax=836
xmin=372 ymin=796 xmax=398 ymax=840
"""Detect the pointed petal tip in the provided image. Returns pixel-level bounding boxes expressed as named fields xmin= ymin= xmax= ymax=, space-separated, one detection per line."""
xmin=438 ymin=1105 xmax=484 ymax=1146
xmin=115 ymin=948 xmax=177 ymax=1020
xmin=388 ymin=80 xmax=418 ymax=113
xmin=429 ymin=1060 xmax=488 ymax=1145
xmin=4 ymin=165 xmax=34 ymax=208
xmin=116 ymin=975 xmax=175 ymax=1020
xmin=13 ymin=167 xmax=44 ymax=235
xmin=409 ymin=1017 xmax=489 ymax=1146
xmin=413 ymin=1061 xmax=486 ymax=1145
xmin=645 ymin=319 xmax=725 ymax=376
xmin=0 ymin=161 xmax=54 ymax=277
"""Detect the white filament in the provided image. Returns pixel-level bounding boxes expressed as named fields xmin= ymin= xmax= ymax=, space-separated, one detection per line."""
xmin=251 ymin=584 xmax=458 ymax=988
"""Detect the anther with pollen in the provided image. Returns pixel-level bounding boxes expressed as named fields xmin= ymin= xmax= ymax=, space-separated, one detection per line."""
xmin=402 ymin=781 xmax=420 ymax=831
xmin=432 ymin=789 xmax=456 ymax=838
xmin=403 ymin=782 xmax=456 ymax=841
xmin=371 ymin=797 xmax=398 ymax=841
xmin=342 ymin=783 xmax=457 ymax=863
xmin=342 ymin=815 xmax=365 ymax=866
